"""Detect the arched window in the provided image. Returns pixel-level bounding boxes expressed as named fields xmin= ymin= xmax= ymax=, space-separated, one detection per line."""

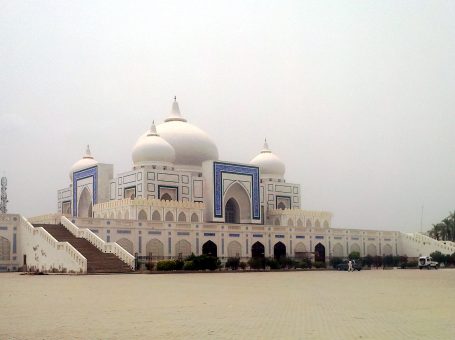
xmin=146 ymin=239 xmax=164 ymax=258
xmin=178 ymin=212 xmax=186 ymax=222
xmin=274 ymin=218 xmax=280 ymax=226
xmin=306 ymin=219 xmax=312 ymax=228
xmin=287 ymin=218 xmax=294 ymax=227
xmin=315 ymin=220 xmax=321 ymax=228
xmin=175 ymin=239 xmax=191 ymax=258
xmin=165 ymin=211 xmax=174 ymax=222
xmin=297 ymin=219 xmax=303 ymax=226
xmin=277 ymin=202 xmax=286 ymax=210
xmin=191 ymin=213 xmax=199 ymax=223
xmin=323 ymin=220 xmax=329 ymax=228
xmin=152 ymin=211 xmax=161 ymax=221
xmin=227 ymin=241 xmax=242 ymax=258
xmin=138 ymin=209 xmax=147 ymax=220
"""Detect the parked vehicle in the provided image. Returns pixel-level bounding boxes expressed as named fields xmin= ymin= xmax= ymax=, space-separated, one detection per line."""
xmin=418 ymin=256 xmax=439 ymax=270
xmin=337 ymin=260 xmax=362 ymax=271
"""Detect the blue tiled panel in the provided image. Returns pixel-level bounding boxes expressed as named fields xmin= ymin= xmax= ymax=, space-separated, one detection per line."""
xmin=275 ymin=235 xmax=285 ymax=238
xmin=204 ymin=232 xmax=216 ymax=237
xmin=213 ymin=162 xmax=260 ymax=220
xmin=72 ymin=166 xmax=97 ymax=216
xmin=296 ymin=235 xmax=305 ymax=239
xmin=229 ymin=233 xmax=240 ymax=237
xmin=315 ymin=236 xmax=324 ymax=239
xmin=253 ymin=234 xmax=263 ymax=238
xmin=177 ymin=232 xmax=190 ymax=236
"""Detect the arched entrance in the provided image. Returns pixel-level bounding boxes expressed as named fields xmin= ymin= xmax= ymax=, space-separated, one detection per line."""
xmin=225 ymin=198 xmax=240 ymax=223
xmin=78 ymin=187 xmax=93 ymax=218
xmin=161 ymin=193 xmax=172 ymax=201
xmin=314 ymin=243 xmax=326 ymax=262
xmin=202 ymin=240 xmax=217 ymax=257
xmin=223 ymin=182 xmax=251 ymax=223
xmin=251 ymin=241 xmax=265 ymax=258
xmin=273 ymin=242 xmax=286 ymax=260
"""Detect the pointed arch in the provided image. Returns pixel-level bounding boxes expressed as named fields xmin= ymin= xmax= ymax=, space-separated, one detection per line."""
xmin=383 ymin=244 xmax=393 ymax=256
xmin=116 ymin=238 xmax=133 ymax=255
xmin=178 ymin=212 xmax=186 ymax=222
xmin=306 ymin=219 xmax=312 ymax=228
xmin=251 ymin=241 xmax=265 ymax=258
xmin=277 ymin=202 xmax=286 ymax=210
xmin=323 ymin=220 xmax=329 ymax=228
xmin=191 ymin=213 xmax=199 ymax=223
xmin=175 ymin=239 xmax=191 ymax=258
xmin=227 ymin=241 xmax=242 ymax=258
xmin=314 ymin=243 xmax=326 ymax=262
xmin=109 ymin=212 xmax=115 ymax=219
xmin=350 ymin=243 xmax=361 ymax=254
xmin=165 ymin=211 xmax=174 ymax=222
xmin=223 ymin=182 xmax=251 ymax=223
xmin=332 ymin=243 xmax=344 ymax=257
xmin=315 ymin=219 xmax=321 ymax=228
xmin=367 ymin=244 xmax=377 ymax=256
xmin=152 ymin=210 xmax=161 ymax=221
xmin=138 ymin=209 xmax=147 ymax=220
xmin=273 ymin=241 xmax=286 ymax=259
xmin=274 ymin=218 xmax=280 ymax=226
xmin=287 ymin=218 xmax=294 ymax=227
xmin=202 ymin=240 xmax=218 ymax=257
xmin=116 ymin=211 xmax=122 ymax=220
xmin=146 ymin=239 xmax=164 ymax=258
xmin=161 ymin=193 xmax=172 ymax=201
xmin=124 ymin=210 xmax=129 ymax=220
xmin=297 ymin=218 xmax=303 ymax=226
xmin=78 ymin=187 xmax=93 ymax=218
xmin=294 ymin=242 xmax=306 ymax=257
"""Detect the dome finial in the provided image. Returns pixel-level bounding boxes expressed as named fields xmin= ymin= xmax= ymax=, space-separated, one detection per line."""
xmin=165 ymin=97 xmax=187 ymax=122
xmin=261 ymin=138 xmax=271 ymax=153
xmin=148 ymin=120 xmax=159 ymax=136
xmin=84 ymin=145 xmax=94 ymax=159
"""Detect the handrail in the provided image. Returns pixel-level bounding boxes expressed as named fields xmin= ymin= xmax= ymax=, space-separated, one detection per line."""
xmin=61 ymin=216 xmax=135 ymax=269
xmin=21 ymin=216 xmax=87 ymax=272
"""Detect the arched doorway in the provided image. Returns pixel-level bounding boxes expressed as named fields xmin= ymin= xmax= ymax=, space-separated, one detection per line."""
xmin=227 ymin=241 xmax=241 ymax=258
xmin=116 ymin=238 xmax=134 ymax=255
xmin=175 ymin=240 xmax=191 ymax=258
xmin=251 ymin=241 xmax=265 ymax=258
xmin=314 ymin=243 xmax=326 ymax=262
xmin=202 ymin=240 xmax=217 ymax=257
xmin=225 ymin=198 xmax=240 ymax=223
xmin=145 ymin=239 xmax=164 ymax=259
xmin=273 ymin=242 xmax=286 ymax=260
xmin=138 ymin=209 xmax=147 ymax=220
xmin=78 ymin=187 xmax=93 ymax=218
xmin=223 ymin=182 xmax=251 ymax=223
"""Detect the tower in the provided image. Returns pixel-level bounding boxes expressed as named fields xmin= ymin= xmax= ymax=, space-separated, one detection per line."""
xmin=0 ymin=176 xmax=8 ymax=214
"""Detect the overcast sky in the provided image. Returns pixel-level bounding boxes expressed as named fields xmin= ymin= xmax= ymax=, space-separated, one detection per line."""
xmin=1 ymin=1 xmax=454 ymax=233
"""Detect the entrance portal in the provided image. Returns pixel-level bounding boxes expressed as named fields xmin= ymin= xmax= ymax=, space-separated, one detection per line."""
xmin=225 ymin=198 xmax=239 ymax=223
xmin=251 ymin=241 xmax=265 ymax=258
xmin=202 ymin=240 xmax=217 ymax=257
xmin=314 ymin=243 xmax=326 ymax=262
xmin=273 ymin=242 xmax=286 ymax=260
xmin=78 ymin=187 xmax=93 ymax=218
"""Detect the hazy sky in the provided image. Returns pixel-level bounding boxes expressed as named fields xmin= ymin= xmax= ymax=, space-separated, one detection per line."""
xmin=1 ymin=1 xmax=454 ymax=233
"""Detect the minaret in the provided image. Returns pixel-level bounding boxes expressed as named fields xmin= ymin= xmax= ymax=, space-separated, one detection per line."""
xmin=0 ymin=177 xmax=8 ymax=214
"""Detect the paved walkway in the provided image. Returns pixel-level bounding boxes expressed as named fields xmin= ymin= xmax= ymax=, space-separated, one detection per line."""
xmin=1 ymin=270 xmax=454 ymax=339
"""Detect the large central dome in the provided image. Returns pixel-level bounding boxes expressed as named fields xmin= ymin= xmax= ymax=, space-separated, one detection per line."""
xmin=148 ymin=99 xmax=218 ymax=169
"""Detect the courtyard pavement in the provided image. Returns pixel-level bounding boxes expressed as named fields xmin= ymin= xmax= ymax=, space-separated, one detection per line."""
xmin=0 ymin=269 xmax=454 ymax=339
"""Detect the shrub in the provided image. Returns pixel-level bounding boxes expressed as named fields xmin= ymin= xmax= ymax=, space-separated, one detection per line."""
xmin=183 ymin=260 xmax=196 ymax=270
xmin=313 ymin=261 xmax=326 ymax=269
xmin=383 ymin=255 xmax=394 ymax=267
xmin=430 ymin=251 xmax=448 ymax=265
xmin=362 ymin=255 xmax=373 ymax=268
xmin=349 ymin=252 xmax=361 ymax=260
xmin=279 ymin=257 xmax=297 ymax=269
xmin=248 ymin=257 xmax=265 ymax=269
xmin=157 ymin=260 xmax=178 ymax=271
xmin=373 ymin=256 xmax=383 ymax=268
xmin=401 ymin=261 xmax=418 ymax=269
xmin=330 ymin=257 xmax=343 ymax=269
xmin=225 ymin=257 xmax=240 ymax=270
xmin=265 ymin=258 xmax=280 ymax=269
xmin=145 ymin=262 xmax=155 ymax=271
xmin=185 ymin=254 xmax=220 ymax=271
xmin=298 ymin=258 xmax=312 ymax=269
xmin=239 ymin=261 xmax=247 ymax=270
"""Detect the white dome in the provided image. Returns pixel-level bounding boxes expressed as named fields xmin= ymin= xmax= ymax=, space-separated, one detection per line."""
xmin=69 ymin=145 xmax=98 ymax=180
xmin=151 ymin=99 xmax=218 ymax=169
xmin=250 ymin=140 xmax=285 ymax=178
xmin=132 ymin=122 xmax=175 ymax=166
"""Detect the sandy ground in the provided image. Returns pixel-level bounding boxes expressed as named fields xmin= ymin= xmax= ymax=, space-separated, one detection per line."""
xmin=0 ymin=269 xmax=454 ymax=340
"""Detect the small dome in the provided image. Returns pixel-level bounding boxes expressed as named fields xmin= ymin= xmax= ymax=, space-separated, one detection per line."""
xmin=250 ymin=139 xmax=285 ymax=178
xmin=69 ymin=145 xmax=98 ymax=180
xmin=137 ymin=98 xmax=218 ymax=169
xmin=132 ymin=121 xmax=175 ymax=166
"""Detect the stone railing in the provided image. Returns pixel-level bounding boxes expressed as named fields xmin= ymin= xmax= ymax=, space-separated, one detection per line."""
xmin=405 ymin=232 xmax=455 ymax=254
xmin=28 ymin=213 xmax=62 ymax=224
xmin=20 ymin=216 xmax=87 ymax=273
xmin=268 ymin=208 xmax=332 ymax=218
xmin=61 ymin=216 xmax=135 ymax=269
xmin=93 ymin=198 xmax=205 ymax=212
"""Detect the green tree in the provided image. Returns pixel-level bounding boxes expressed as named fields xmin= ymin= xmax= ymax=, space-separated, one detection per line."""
xmin=428 ymin=211 xmax=455 ymax=242
xmin=349 ymin=251 xmax=360 ymax=260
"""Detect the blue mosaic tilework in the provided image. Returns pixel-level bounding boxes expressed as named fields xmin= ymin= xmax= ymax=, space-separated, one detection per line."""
xmin=72 ymin=166 xmax=97 ymax=216
xmin=213 ymin=162 xmax=260 ymax=220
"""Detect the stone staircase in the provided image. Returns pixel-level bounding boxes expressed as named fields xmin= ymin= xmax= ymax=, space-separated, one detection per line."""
xmin=34 ymin=224 xmax=132 ymax=273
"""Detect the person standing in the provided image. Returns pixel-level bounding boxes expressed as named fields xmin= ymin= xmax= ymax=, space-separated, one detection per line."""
xmin=348 ymin=260 xmax=353 ymax=272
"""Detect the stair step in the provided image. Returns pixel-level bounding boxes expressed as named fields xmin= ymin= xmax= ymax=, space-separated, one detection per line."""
xmin=34 ymin=223 xmax=132 ymax=274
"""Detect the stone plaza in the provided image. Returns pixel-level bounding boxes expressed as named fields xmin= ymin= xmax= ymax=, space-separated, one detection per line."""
xmin=1 ymin=269 xmax=454 ymax=339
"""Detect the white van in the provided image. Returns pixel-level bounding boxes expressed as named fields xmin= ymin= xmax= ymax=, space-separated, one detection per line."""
xmin=418 ymin=256 xmax=439 ymax=270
